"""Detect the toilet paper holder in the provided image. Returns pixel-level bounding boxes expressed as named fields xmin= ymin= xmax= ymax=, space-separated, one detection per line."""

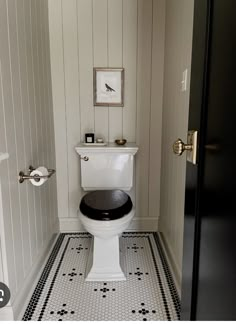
xmin=18 ymin=166 xmax=56 ymax=184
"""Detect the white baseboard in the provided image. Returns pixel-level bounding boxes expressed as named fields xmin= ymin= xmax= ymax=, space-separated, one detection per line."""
xmin=59 ymin=217 xmax=84 ymax=232
xmin=52 ymin=217 xmax=60 ymax=234
xmin=158 ymin=232 xmax=181 ymax=296
xmin=59 ymin=217 xmax=158 ymax=232
xmin=11 ymin=223 xmax=60 ymax=321
xmin=0 ymin=306 xmax=14 ymax=321
xmin=128 ymin=218 xmax=158 ymax=231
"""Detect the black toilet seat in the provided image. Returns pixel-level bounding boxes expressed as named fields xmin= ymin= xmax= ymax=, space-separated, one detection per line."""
xmin=79 ymin=190 xmax=133 ymax=221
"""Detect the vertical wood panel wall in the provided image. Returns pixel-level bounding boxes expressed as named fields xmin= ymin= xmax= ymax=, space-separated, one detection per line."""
xmin=0 ymin=0 xmax=58 ymax=303
xmin=48 ymin=0 xmax=165 ymax=231
xmin=159 ymin=0 xmax=194 ymax=288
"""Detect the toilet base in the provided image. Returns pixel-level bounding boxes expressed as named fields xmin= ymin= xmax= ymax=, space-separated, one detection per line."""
xmin=85 ymin=236 xmax=126 ymax=282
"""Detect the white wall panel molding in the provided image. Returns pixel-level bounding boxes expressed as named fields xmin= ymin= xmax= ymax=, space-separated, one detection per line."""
xmin=0 ymin=154 xmax=10 ymax=292
xmin=148 ymin=0 xmax=165 ymax=222
xmin=93 ymin=0 xmax=109 ymax=141
xmin=1 ymin=0 xmax=24 ymax=287
xmin=24 ymin=0 xmax=39 ymax=261
xmin=61 ymin=0 xmax=82 ymax=219
xmin=43 ymin=0 xmax=58 ymax=232
xmin=159 ymin=0 xmax=194 ymax=283
xmin=122 ymin=0 xmax=138 ymax=142
xmin=0 ymin=155 xmax=12 ymax=322
xmin=135 ymin=0 xmax=153 ymax=219
xmin=48 ymin=0 xmax=69 ymax=220
xmin=0 ymin=0 xmax=58 ymax=318
xmin=16 ymin=0 xmax=34 ymax=268
xmin=31 ymin=0 xmax=44 ymax=251
xmin=107 ymin=0 xmax=123 ymax=142
xmin=0 ymin=6 xmax=19 ymax=297
xmin=77 ymin=0 xmax=94 ymax=139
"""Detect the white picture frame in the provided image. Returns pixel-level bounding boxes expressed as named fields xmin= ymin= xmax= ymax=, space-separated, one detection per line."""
xmin=93 ymin=68 xmax=124 ymax=107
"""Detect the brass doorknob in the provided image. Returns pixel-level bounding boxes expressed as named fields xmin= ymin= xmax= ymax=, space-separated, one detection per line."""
xmin=173 ymin=139 xmax=193 ymax=156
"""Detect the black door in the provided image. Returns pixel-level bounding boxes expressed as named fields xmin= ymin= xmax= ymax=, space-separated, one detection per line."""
xmin=181 ymin=0 xmax=236 ymax=320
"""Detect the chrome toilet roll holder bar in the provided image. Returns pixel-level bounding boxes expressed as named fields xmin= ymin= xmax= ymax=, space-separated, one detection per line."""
xmin=18 ymin=165 xmax=56 ymax=184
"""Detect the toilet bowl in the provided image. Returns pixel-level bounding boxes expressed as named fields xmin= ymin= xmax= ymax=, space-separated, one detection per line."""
xmin=75 ymin=143 xmax=138 ymax=282
xmin=79 ymin=190 xmax=134 ymax=281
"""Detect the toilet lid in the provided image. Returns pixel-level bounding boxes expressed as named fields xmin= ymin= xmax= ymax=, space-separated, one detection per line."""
xmin=80 ymin=190 xmax=133 ymax=221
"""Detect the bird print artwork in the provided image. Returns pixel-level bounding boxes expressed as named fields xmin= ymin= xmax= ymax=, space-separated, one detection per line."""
xmin=105 ymin=83 xmax=116 ymax=92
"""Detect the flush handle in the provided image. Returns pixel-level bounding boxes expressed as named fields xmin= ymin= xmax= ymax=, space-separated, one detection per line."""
xmin=81 ymin=156 xmax=89 ymax=161
xmin=173 ymin=130 xmax=198 ymax=164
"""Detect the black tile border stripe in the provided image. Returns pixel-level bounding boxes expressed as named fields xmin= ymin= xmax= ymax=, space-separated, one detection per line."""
xmin=37 ymin=235 xmax=91 ymax=321
xmin=22 ymin=232 xmax=180 ymax=321
xmin=147 ymin=236 xmax=171 ymax=321
xmin=37 ymin=237 xmax=70 ymax=320
xmin=122 ymin=234 xmax=172 ymax=320
xmin=22 ymin=234 xmax=91 ymax=321
xmin=22 ymin=234 xmax=66 ymax=321
xmin=153 ymin=232 xmax=181 ymax=319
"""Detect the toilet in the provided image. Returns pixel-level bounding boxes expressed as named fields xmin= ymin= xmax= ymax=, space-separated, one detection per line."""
xmin=75 ymin=143 xmax=138 ymax=281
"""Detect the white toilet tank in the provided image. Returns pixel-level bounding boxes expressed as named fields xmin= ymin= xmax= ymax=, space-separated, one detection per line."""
xmin=75 ymin=143 xmax=138 ymax=191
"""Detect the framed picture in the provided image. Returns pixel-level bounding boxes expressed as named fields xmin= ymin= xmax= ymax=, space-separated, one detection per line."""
xmin=93 ymin=68 xmax=124 ymax=107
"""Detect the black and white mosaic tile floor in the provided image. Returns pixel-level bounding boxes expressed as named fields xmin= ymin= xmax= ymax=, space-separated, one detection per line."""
xmin=22 ymin=232 xmax=180 ymax=321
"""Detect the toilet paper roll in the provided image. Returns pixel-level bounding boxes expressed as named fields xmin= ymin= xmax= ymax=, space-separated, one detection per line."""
xmin=29 ymin=166 xmax=49 ymax=186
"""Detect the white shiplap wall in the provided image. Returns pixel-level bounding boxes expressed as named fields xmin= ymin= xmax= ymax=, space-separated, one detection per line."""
xmin=0 ymin=0 xmax=58 ymax=315
xmin=159 ymin=0 xmax=194 ymax=289
xmin=48 ymin=0 xmax=165 ymax=231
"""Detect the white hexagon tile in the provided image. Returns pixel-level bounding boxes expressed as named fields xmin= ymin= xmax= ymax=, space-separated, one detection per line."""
xmin=22 ymin=233 xmax=180 ymax=321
